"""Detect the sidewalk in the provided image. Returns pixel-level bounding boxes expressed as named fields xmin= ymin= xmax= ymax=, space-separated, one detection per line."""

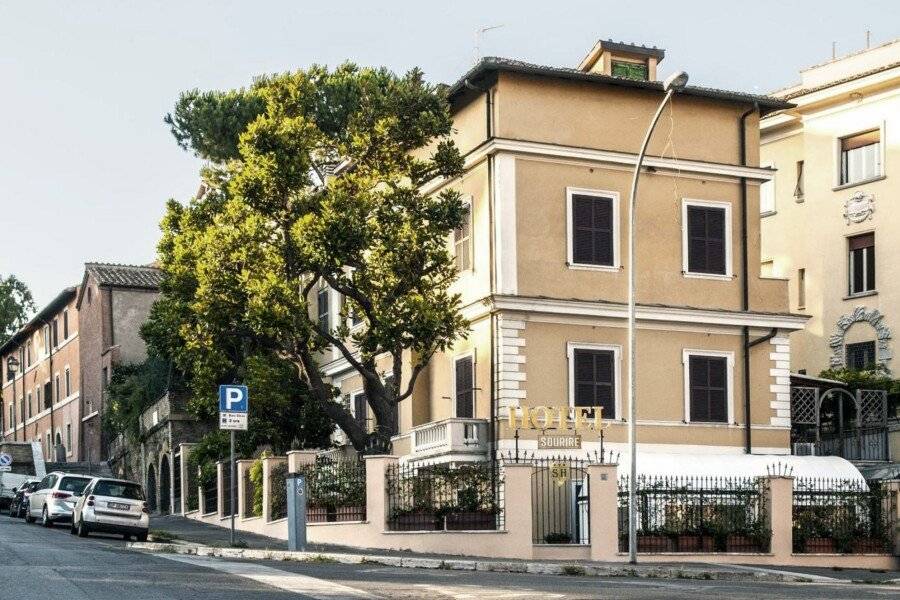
xmin=144 ymin=515 xmax=899 ymax=585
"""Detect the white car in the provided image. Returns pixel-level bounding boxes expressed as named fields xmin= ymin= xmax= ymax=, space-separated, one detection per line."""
xmin=71 ymin=477 xmax=149 ymax=540
xmin=25 ymin=472 xmax=92 ymax=526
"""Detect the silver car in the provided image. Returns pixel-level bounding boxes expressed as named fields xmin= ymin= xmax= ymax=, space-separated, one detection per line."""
xmin=71 ymin=477 xmax=149 ymax=540
xmin=25 ymin=472 xmax=93 ymax=526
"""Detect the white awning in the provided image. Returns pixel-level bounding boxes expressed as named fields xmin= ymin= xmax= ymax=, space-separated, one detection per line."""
xmin=616 ymin=452 xmax=866 ymax=485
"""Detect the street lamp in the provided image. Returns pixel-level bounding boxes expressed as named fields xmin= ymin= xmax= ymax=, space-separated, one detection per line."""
xmin=627 ymin=70 xmax=689 ymax=565
xmin=6 ymin=356 xmax=19 ymax=441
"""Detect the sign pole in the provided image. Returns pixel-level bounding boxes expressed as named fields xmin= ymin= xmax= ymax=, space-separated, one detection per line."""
xmin=230 ymin=429 xmax=235 ymax=546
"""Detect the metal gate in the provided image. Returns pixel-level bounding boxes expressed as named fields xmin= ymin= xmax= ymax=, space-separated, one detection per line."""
xmin=172 ymin=452 xmax=182 ymax=514
xmin=531 ymin=456 xmax=590 ymax=544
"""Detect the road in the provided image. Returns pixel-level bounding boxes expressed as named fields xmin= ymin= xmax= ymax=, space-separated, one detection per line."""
xmin=1 ymin=513 xmax=898 ymax=599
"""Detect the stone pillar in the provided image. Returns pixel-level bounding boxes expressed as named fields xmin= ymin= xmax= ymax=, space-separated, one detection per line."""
xmin=262 ymin=456 xmax=287 ymax=522
xmin=216 ymin=461 xmax=225 ymax=518
xmin=364 ymin=455 xmax=399 ymax=529
xmin=236 ymin=459 xmax=255 ymax=518
xmin=884 ymin=480 xmax=900 ymax=556
xmin=197 ymin=464 xmax=207 ymax=517
xmin=766 ymin=475 xmax=794 ymax=561
xmin=178 ymin=443 xmax=196 ymax=515
xmin=287 ymin=450 xmax=319 ymax=473
xmin=588 ymin=463 xmax=620 ymax=561
xmin=501 ymin=461 xmax=534 ymax=560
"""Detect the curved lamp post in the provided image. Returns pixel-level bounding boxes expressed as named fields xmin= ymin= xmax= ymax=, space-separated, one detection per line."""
xmin=627 ymin=70 xmax=689 ymax=564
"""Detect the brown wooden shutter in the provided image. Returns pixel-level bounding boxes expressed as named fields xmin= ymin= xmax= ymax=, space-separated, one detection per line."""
xmin=689 ymin=355 xmax=727 ymax=423
xmin=687 ymin=206 xmax=726 ymax=274
xmin=455 ymin=356 xmax=474 ymax=418
xmin=848 ymin=233 xmax=874 ymax=250
xmin=841 ymin=130 xmax=879 ymax=151
xmin=354 ymin=393 xmax=367 ymax=428
xmin=573 ymin=349 xmax=615 ymax=419
xmin=572 ymin=194 xmax=614 ymax=266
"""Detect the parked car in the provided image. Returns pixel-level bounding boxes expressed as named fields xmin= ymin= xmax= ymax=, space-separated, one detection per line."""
xmin=71 ymin=477 xmax=149 ymax=540
xmin=8 ymin=479 xmax=40 ymax=518
xmin=25 ymin=472 xmax=93 ymax=526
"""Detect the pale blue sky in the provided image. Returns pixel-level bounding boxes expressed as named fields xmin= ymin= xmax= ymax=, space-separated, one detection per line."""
xmin=1 ymin=0 xmax=898 ymax=306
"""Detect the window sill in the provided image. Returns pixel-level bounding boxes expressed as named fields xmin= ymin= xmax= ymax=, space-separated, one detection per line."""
xmin=682 ymin=271 xmax=734 ymax=281
xmin=566 ymin=262 xmax=621 ymax=273
xmin=844 ymin=290 xmax=878 ymax=301
xmin=760 ymin=210 xmax=777 ymax=218
xmin=833 ymin=174 xmax=885 ymax=191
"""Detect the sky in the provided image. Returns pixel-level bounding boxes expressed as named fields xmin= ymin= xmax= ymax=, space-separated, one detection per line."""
xmin=1 ymin=0 xmax=898 ymax=307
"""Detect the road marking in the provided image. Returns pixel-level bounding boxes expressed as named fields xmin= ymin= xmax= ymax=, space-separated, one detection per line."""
xmin=158 ymin=553 xmax=378 ymax=599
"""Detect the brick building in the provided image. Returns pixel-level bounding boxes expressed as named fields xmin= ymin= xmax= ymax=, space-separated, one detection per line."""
xmin=77 ymin=263 xmax=163 ymax=463
xmin=1 ymin=287 xmax=82 ymax=461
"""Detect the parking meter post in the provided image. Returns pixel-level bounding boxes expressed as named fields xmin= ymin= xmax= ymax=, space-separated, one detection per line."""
xmin=286 ymin=473 xmax=307 ymax=551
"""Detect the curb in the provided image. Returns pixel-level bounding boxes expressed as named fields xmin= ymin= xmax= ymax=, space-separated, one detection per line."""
xmin=125 ymin=542 xmax=816 ymax=583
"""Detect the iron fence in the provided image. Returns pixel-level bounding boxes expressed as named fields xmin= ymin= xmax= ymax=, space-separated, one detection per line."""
xmin=386 ymin=461 xmax=503 ymax=531
xmin=270 ymin=462 xmax=288 ymax=521
xmin=294 ymin=456 xmax=367 ymax=523
xmin=617 ymin=475 xmax=770 ymax=553
xmin=793 ymin=477 xmax=894 ymax=554
xmin=172 ymin=454 xmax=182 ymax=514
xmin=221 ymin=461 xmax=235 ymax=517
xmin=530 ymin=456 xmax=590 ymax=544
xmin=201 ymin=469 xmax=217 ymax=515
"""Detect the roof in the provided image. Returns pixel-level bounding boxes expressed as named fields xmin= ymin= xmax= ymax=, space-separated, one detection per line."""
xmin=0 ymin=287 xmax=77 ymax=356
xmin=84 ymin=262 xmax=163 ymax=290
xmin=448 ymin=57 xmax=793 ymax=115
xmin=778 ymin=59 xmax=900 ymax=100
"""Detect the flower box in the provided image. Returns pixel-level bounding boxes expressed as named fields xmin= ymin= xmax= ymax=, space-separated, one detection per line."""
xmin=675 ymin=534 xmax=715 ymax=553
xmin=637 ymin=534 xmax=673 ymax=553
xmin=803 ymin=537 xmax=836 ymax=553
xmin=445 ymin=511 xmax=497 ymax=531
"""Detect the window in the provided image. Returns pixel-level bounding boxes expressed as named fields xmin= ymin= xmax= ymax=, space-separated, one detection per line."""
xmin=101 ymin=367 xmax=108 ymax=393
xmin=760 ymin=163 xmax=775 ymax=215
xmin=43 ymin=381 xmax=51 ymax=409
xmin=26 ymin=341 xmax=32 ymax=367
xmin=342 ymin=294 xmax=362 ymax=327
xmin=453 ymin=200 xmax=472 ymax=272
xmin=352 ymin=391 xmax=368 ymax=430
xmin=26 ymin=392 xmax=32 ymax=419
xmin=568 ymin=343 xmax=619 ymax=420
xmin=840 ymin=130 xmax=881 ymax=185
xmin=8 ymin=404 xmax=13 ymax=431
xmin=848 ymin=233 xmax=875 ymax=295
xmin=52 ymin=319 xmax=58 ymax=348
xmin=54 ymin=375 xmax=60 ymax=403
xmin=36 ymin=387 xmax=41 ymax=412
xmin=798 ymin=268 xmax=806 ymax=310
xmin=316 ymin=288 xmax=330 ymax=334
xmin=611 ymin=60 xmax=648 ymax=80
xmin=567 ymin=189 xmax=618 ymax=269
xmin=685 ymin=353 xmax=730 ymax=423
xmin=454 ymin=355 xmax=474 ymax=418
xmin=846 ymin=341 xmax=877 ymax=370
xmin=683 ymin=200 xmax=730 ymax=277
xmin=63 ymin=310 xmax=69 ymax=339
xmin=65 ymin=368 xmax=71 ymax=397
xmin=794 ymin=161 xmax=805 ymax=200
xmin=42 ymin=325 xmax=50 ymax=355
xmin=66 ymin=423 xmax=72 ymax=450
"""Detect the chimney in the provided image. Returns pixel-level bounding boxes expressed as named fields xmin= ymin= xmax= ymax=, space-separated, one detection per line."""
xmin=578 ymin=39 xmax=665 ymax=81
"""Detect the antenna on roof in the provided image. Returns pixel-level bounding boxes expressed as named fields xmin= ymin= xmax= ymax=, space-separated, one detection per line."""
xmin=866 ymin=29 xmax=871 ymax=49
xmin=475 ymin=24 xmax=504 ymax=63
xmin=832 ymin=41 xmax=837 ymax=60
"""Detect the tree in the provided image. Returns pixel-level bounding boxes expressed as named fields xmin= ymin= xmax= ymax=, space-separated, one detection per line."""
xmin=0 ymin=275 xmax=35 ymax=346
xmin=155 ymin=63 xmax=468 ymax=453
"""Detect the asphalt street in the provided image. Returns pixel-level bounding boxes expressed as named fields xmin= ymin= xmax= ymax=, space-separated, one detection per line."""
xmin=1 ymin=512 xmax=899 ymax=599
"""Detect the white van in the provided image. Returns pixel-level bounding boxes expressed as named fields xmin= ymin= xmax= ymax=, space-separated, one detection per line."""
xmin=0 ymin=442 xmax=47 ymax=508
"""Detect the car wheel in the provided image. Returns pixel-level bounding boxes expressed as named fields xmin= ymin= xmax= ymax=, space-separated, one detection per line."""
xmin=70 ymin=520 xmax=77 ymax=535
xmin=24 ymin=505 xmax=35 ymax=523
xmin=41 ymin=506 xmax=52 ymax=527
xmin=76 ymin=518 xmax=89 ymax=538
xmin=136 ymin=532 xmax=148 ymax=542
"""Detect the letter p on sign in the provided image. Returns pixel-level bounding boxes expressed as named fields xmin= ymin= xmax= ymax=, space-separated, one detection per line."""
xmin=219 ymin=385 xmax=248 ymax=413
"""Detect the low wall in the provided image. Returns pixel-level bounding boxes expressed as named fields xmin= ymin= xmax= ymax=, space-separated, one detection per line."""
xmin=180 ymin=452 xmax=900 ymax=569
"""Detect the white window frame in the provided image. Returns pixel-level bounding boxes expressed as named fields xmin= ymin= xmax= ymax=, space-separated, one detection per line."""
xmin=453 ymin=195 xmax=474 ymax=273
xmin=833 ymin=122 xmax=886 ymax=189
xmin=64 ymin=366 xmax=71 ymax=397
xmin=451 ymin=350 xmax=476 ymax=419
xmin=349 ymin=389 xmax=367 ymax=423
xmin=759 ymin=161 xmax=776 ymax=216
xmin=681 ymin=198 xmax=733 ymax=280
xmin=566 ymin=342 xmax=622 ymax=421
xmin=682 ymin=349 xmax=735 ymax=425
xmin=847 ymin=230 xmax=876 ymax=296
xmin=565 ymin=187 xmax=621 ymax=272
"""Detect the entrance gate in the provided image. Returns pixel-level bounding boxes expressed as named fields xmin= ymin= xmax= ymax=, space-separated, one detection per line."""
xmin=791 ymin=387 xmax=889 ymax=461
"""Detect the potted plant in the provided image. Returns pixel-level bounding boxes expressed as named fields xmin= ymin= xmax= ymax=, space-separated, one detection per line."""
xmin=444 ymin=484 xmax=499 ymax=531
xmin=637 ymin=528 xmax=673 ymax=552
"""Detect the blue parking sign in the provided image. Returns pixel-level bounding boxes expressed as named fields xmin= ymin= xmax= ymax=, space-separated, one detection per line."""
xmin=219 ymin=385 xmax=249 ymax=413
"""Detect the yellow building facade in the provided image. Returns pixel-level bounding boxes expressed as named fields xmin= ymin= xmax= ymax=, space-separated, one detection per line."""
xmin=760 ymin=39 xmax=900 ymax=377
xmin=323 ymin=41 xmax=806 ymax=465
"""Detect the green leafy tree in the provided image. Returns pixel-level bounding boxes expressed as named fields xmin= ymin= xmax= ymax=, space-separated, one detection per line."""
xmin=154 ymin=63 xmax=467 ymax=453
xmin=0 ymin=274 xmax=35 ymax=345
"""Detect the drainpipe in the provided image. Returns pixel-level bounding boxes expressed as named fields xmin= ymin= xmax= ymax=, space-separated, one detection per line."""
xmin=739 ymin=103 xmax=758 ymax=454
